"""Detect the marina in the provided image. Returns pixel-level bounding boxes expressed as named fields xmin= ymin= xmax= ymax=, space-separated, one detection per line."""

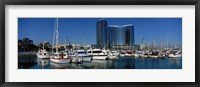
xmin=18 ymin=54 xmax=182 ymax=69
xmin=18 ymin=18 xmax=182 ymax=69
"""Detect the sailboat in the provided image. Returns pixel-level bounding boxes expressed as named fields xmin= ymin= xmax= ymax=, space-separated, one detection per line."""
xmin=50 ymin=18 xmax=72 ymax=63
xmin=36 ymin=43 xmax=50 ymax=58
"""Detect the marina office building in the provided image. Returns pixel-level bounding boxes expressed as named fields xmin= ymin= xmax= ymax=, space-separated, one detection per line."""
xmin=96 ymin=19 xmax=135 ymax=49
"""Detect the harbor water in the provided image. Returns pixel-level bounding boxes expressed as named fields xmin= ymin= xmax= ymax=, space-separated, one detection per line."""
xmin=18 ymin=55 xmax=182 ymax=69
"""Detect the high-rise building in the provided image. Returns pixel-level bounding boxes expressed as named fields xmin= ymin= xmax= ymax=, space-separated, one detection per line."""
xmin=108 ymin=24 xmax=134 ymax=48
xmin=96 ymin=19 xmax=135 ymax=49
xmin=96 ymin=19 xmax=107 ymax=48
xmin=124 ymin=24 xmax=134 ymax=46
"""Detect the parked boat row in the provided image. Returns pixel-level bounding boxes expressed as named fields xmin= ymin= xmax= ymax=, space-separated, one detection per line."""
xmin=37 ymin=48 xmax=182 ymax=63
xmin=37 ymin=49 xmax=119 ymax=63
xmin=36 ymin=18 xmax=182 ymax=64
xmin=119 ymin=49 xmax=182 ymax=58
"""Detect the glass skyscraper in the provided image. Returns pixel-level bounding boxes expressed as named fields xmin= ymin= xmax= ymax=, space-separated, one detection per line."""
xmin=96 ymin=19 xmax=135 ymax=49
xmin=108 ymin=24 xmax=134 ymax=48
xmin=96 ymin=19 xmax=107 ymax=48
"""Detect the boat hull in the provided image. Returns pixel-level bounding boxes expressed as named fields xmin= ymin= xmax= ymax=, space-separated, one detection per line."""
xmin=124 ymin=54 xmax=132 ymax=57
xmin=149 ymin=55 xmax=158 ymax=58
xmin=36 ymin=53 xmax=49 ymax=58
xmin=133 ymin=54 xmax=139 ymax=58
xmin=168 ymin=54 xmax=182 ymax=58
xmin=108 ymin=55 xmax=118 ymax=60
xmin=140 ymin=55 xmax=149 ymax=58
xmin=92 ymin=55 xmax=108 ymax=60
xmin=119 ymin=54 xmax=125 ymax=57
xmin=50 ymin=58 xmax=71 ymax=63
xmin=70 ymin=56 xmax=92 ymax=62
xmin=80 ymin=56 xmax=92 ymax=61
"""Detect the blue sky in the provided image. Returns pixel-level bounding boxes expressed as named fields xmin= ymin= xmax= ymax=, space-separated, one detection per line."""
xmin=18 ymin=18 xmax=182 ymax=47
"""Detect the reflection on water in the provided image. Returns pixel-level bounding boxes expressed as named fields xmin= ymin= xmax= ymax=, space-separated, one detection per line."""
xmin=18 ymin=56 xmax=182 ymax=69
xmin=37 ymin=58 xmax=49 ymax=69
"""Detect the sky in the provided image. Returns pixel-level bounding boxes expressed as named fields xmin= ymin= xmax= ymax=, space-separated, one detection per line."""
xmin=18 ymin=18 xmax=182 ymax=47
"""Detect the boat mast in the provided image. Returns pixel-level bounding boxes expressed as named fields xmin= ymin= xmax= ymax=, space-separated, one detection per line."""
xmin=65 ymin=36 xmax=69 ymax=52
xmin=161 ymin=40 xmax=162 ymax=51
xmin=42 ymin=42 xmax=45 ymax=50
xmin=56 ymin=18 xmax=59 ymax=53
xmin=153 ymin=40 xmax=155 ymax=49
xmin=65 ymin=36 xmax=67 ymax=50
xmin=167 ymin=37 xmax=169 ymax=49
xmin=52 ymin=18 xmax=56 ymax=53
xmin=167 ymin=39 xmax=168 ymax=49
xmin=175 ymin=42 xmax=176 ymax=49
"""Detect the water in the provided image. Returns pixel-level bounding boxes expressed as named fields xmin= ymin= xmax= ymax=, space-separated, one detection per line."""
xmin=18 ymin=55 xmax=182 ymax=69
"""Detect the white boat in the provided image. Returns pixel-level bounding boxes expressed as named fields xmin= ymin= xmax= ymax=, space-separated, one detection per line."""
xmin=119 ymin=51 xmax=126 ymax=57
xmin=124 ymin=51 xmax=133 ymax=57
xmin=50 ymin=18 xmax=71 ymax=63
xmin=149 ymin=55 xmax=158 ymax=58
xmin=108 ymin=55 xmax=117 ymax=60
xmin=69 ymin=49 xmax=92 ymax=62
xmin=133 ymin=53 xmax=139 ymax=57
xmin=140 ymin=53 xmax=149 ymax=58
xmin=149 ymin=51 xmax=159 ymax=58
xmin=68 ymin=51 xmax=81 ymax=63
xmin=36 ymin=50 xmax=49 ymax=59
xmin=111 ymin=50 xmax=120 ymax=56
xmin=168 ymin=54 xmax=182 ymax=58
xmin=87 ymin=48 xmax=108 ymax=60
xmin=36 ymin=44 xmax=50 ymax=58
xmin=50 ymin=52 xmax=71 ymax=63
xmin=107 ymin=50 xmax=118 ymax=60
xmin=168 ymin=50 xmax=182 ymax=58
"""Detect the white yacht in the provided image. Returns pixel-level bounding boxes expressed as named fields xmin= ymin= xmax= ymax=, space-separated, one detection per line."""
xmin=119 ymin=51 xmax=126 ymax=57
xmin=69 ymin=49 xmax=92 ymax=62
xmin=107 ymin=50 xmax=118 ymax=60
xmin=124 ymin=51 xmax=133 ymax=57
xmin=50 ymin=18 xmax=71 ymax=63
xmin=87 ymin=48 xmax=108 ymax=60
xmin=111 ymin=50 xmax=120 ymax=56
xmin=168 ymin=50 xmax=182 ymax=58
xmin=149 ymin=51 xmax=159 ymax=58
xmin=140 ymin=54 xmax=149 ymax=58
xmin=133 ymin=53 xmax=139 ymax=57
xmin=36 ymin=45 xmax=50 ymax=59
